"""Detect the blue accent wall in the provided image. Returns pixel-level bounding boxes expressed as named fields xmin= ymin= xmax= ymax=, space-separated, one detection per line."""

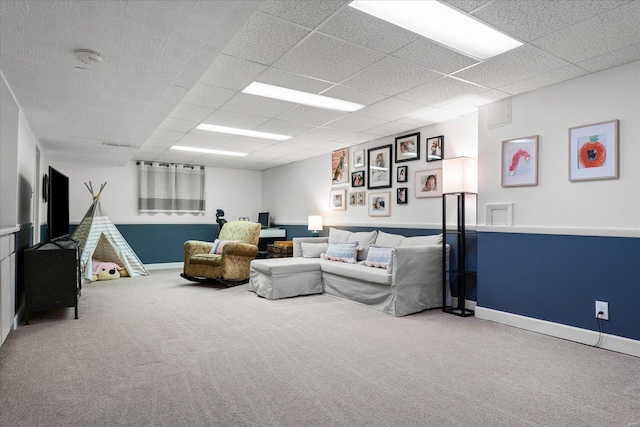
xmin=478 ymin=232 xmax=640 ymax=341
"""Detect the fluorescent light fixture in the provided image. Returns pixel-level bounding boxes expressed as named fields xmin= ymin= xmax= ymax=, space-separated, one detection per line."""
xmin=170 ymin=145 xmax=248 ymax=157
xmin=349 ymin=1 xmax=522 ymax=60
xmin=196 ymin=123 xmax=291 ymax=141
xmin=243 ymin=82 xmax=365 ymax=112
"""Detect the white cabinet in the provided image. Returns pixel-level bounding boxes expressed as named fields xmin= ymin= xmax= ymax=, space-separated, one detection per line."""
xmin=0 ymin=231 xmax=17 ymax=346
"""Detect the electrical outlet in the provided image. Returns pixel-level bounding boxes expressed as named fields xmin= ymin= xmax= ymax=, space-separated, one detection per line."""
xmin=595 ymin=300 xmax=609 ymax=320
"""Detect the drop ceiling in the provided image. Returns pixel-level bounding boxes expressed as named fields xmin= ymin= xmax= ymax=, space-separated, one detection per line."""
xmin=1 ymin=0 xmax=638 ymax=170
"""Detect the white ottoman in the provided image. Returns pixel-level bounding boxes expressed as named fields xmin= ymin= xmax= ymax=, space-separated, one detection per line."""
xmin=249 ymin=258 xmax=322 ymax=300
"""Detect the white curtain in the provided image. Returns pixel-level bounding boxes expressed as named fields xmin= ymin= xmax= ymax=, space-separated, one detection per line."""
xmin=138 ymin=162 xmax=205 ymax=213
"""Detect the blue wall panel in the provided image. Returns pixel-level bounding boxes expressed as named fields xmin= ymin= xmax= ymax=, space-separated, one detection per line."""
xmin=478 ymin=232 xmax=640 ymax=341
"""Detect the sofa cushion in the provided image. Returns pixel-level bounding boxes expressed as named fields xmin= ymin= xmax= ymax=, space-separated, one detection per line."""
xmin=328 ymin=227 xmax=353 ymax=243
xmin=251 ymin=257 xmax=321 ymax=275
xmin=375 ymin=231 xmax=406 ymax=247
xmin=349 ymin=230 xmax=377 ymax=260
xmin=399 ymin=233 xmax=443 ymax=247
xmin=319 ymin=259 xmax=391 ymax=286
xmin=360 ymin=245 xmax=393 ymax=271
xmin=321 ymin=242 xmax=358 ymax=264
xmin=300 ymin=242 xmax=328 ymax=258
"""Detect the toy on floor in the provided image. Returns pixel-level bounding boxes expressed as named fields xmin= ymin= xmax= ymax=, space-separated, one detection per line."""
xmin=91 ymin=259 xmax=129 ymax=281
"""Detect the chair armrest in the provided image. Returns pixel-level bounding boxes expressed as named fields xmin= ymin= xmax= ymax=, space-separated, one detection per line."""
xmin=222 ymin=242 xmax=258 ymax=258
xmin=293 ymin=237 xmax=329 ymax=257
xmin=184 ymin=240 xmax=214 ymax=258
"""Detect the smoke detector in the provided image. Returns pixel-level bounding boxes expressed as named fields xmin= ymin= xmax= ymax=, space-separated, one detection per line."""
xmin=74 ymin=49 xmax=103 ymax=69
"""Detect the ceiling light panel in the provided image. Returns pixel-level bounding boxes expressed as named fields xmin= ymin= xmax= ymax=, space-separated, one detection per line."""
xmin=196 ymin=123 xmax=292 ymax=141
xmin=243 ymin=82 xmax=365 ymax=112
xmin=171 ymin=145 xmax=248 ymax=156
xmin=349 ymin=1 xmax=523 ymax=60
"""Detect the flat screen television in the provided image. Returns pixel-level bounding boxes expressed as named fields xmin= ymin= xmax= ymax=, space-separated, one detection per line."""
xmin=46 ymin=166 xmax=70 ymax=241
xmin=258 ymin=212 xmax=270 ymax=229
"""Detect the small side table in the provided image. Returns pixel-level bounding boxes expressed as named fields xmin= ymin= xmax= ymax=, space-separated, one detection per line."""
xmin=266 ymin=241 xmax=293 ymax=258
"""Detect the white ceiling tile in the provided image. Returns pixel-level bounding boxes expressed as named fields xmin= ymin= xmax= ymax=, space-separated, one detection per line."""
xmin=178 ymin=132 xmax=235 ymax=147
xmin=277 ymin=137 xmax=330 ymax=149
xmin=144 ymin=138 xmax=177 ymax=148
xmin=158 ymin=117 xmax=199 ymax=133
xmin=397 ymin=77 xmax=487 ymax=106
xmin=298 ymin=127 xmax=352 ymax=141
xmin=136 ymin=145 xmax=166 ymax=155
xmin=221 ymin=93 xmax=296 ymax=118
xmin=440 ymin=0 xmax=492 ymax=12
xmin=319 ymin=7 xmax=418 ymax=54
xmin=253 ymin=119 xmax=315 ymax=137
xmin=257 ymin=68 xmax=334 ymax=93
xmin=335 ymin=132 xmax=378 ymax=145
xmin=453 ymin=45 xmax=570 ymax=88
xmin=576 ymin=43 xmax=640 ymax=73
xmin=324 ymin=114 xmax=389 ymax=132
xmin=365 ymin=122 xmax=418 ymax=137
xmin=320 ymin=84 xmax=387 ymax=106
xmin=393 ymin=38 xmax=479 ymax=74
xmin=532 ymin=1 xmax=640 ymax=63
xmin=358 ymin=97 xmax=427 ymax=121
xmin=148 ymin=129 xmax=185 ymax=142
xmin=180 ymin=83 xmax=236 ymax=109
xmin=198 ymin=54 xmax=268 ymax=90
xmin=342 ymin=56 xmax=441 ymax=96
xmin=201 ymin=110 xmax=270 ymax=129
xmin=169 ymin=103 xmax=215 ymax=122
xmin=499 ymin=65 xmax=588 ymax=95
xmin=222 ymin=11 xmax=310 ymax=65
xmin=276 ymin=105 xmax=348 ymax=126
xmin=474 ymin=0 xmax=630 ymax=42
xmin=259 ymin=0 xmax=347 ymax=29
xmin=274 ymin=33 xmax=385 ymax=82
xmin=220 ymin=139 xmax=274 ymax=153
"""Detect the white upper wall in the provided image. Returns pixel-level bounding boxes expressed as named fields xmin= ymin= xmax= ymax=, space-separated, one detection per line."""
xmin=262 ymin=113 xmax=478 ymax=228
xmin=48 ymin=161 xmax=263 ymax=224
xmin=478 ymin=61 xmax=640 ymax=236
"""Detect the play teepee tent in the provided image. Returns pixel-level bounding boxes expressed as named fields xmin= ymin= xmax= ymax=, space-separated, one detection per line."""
xmin=72 ymin=182 xmax=149 ymax=281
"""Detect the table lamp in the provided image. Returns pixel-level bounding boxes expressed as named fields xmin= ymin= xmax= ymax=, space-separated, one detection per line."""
xmin=308 ymin=215 xmax=323 ymax=237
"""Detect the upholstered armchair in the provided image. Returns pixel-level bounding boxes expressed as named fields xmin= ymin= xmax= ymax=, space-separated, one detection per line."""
xmin=181 ymin=221 xmax=261 ymax=285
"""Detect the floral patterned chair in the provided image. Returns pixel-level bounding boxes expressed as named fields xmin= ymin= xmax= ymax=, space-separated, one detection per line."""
xmin=181 ymin=221 xmax=261 ymax=285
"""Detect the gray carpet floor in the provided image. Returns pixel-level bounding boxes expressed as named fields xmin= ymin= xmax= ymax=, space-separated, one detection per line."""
xmin=1 ymin=269 xmax=638 ymax=427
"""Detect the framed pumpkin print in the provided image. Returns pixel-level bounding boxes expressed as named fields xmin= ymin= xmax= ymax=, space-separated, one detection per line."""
xmin=569 ymin=120 xmax=618 ymax=181
xmin=331 ymin=147 xmax=349 ymax=185
xmin=395 ymin=132 xmax=419 ymax=163
xmin=368 ymin=144 xmax=392 ymax=189
xmin=502 ymin=135 xmax=539 ymax=187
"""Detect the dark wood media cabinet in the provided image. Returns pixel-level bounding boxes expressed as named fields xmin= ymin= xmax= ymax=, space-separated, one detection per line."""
xmin=23 ymin=237 xmax=81 ymax=324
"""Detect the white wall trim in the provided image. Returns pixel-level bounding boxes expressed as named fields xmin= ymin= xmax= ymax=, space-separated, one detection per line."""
xmin=476 ymin=225 xmax=639 ymax=238
xmin=475 ymin=306 xmax=640 ymax=358
xmin=145 ymin=262 xmax=183 ymax=270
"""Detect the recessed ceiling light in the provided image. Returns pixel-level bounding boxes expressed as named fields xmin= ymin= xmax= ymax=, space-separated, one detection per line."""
xmin=349 ymin=1 xmax=522 ymax=60
xmin=242 ymin=82 xmax=365 ymax=112
xmin=195 ymin=123 xmax=291 ymax=141
xmin=171 ymin=145 xmax=248 ymax=156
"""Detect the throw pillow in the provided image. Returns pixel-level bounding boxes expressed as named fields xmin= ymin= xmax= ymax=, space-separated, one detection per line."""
xmin=320 ymin=242 xmax=358 ymax=264
xmin=400 ymin=233 xmax=443 ymax=247
xmin=348 ymin=230 xmax=378 ymax=260
xmin=300 ymin=242 xmax=328 ymax=258
xmin=328 ymin=227 xmax=353 ymax=243
xmin=375 ymin=231 xmax=406 ymax=247
xmin=209 ymin=239 xmax=241 ymax=254
xmin=360 ymin=245 xmax=394 ymax=271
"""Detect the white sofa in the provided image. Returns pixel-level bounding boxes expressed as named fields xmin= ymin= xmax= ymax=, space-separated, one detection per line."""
xmin=249 ymin=228 xmax=448 ymax=317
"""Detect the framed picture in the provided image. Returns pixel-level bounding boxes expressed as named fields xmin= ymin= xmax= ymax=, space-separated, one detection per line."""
xmin=368 ymin=192 xmax=391 ymax=217
xmin=397 ymin=187 xmax=408 ymax=205
xmin=415 ymin=169 xmax=442 ymax=198
xmin=351 ymin=170 xmax=365 ymax=188
xmin=426 ymin=136 xmax=444 ymax=162
xmin=349 ymin=192 xmax=357 ymax=207
xmin=367 ymin=144 xmax=392 ymax=189
xmin=569 ymin=120 xmax=619 ymax=181
xmin=353 ymin=149 xmax=365 ymax=169
xmin=502 ymin=135 xmax=539 ymax=187
xmin=395 ymin=132 xmax=420 ymax=163
xmin=357 ymin=191 xmax=365 ymax=206
xmin=330 ymin=189 xmax=346 ymax=210
xmin=397 ymin=165 xmax=408 ymax=183
xmin=332 ymin=147 xmax=349 ymax=185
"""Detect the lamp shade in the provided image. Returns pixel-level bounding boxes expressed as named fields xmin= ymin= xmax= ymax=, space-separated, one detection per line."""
xmin=442 ymin=156 xmax=478 ymax=193
xmin=308 ymin=215 xmax=323 ymax=231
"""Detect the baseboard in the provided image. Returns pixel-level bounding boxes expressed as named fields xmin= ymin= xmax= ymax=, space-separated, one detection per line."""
xmin=451 ymin=297 xmax=477 ymax=312
xmin=145 ymin=262 xmax=183 ymax=270
xmin=475 ymin=307 xmax=640 ymax=358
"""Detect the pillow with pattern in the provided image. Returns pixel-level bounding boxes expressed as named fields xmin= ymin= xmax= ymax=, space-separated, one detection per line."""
xmin=209 ymin=239 xmax=241 ymax=254
xmin=360 ymin=245 xmax=393 ymax=271
xmin=320 ymin=242 xmax=358 ymax=264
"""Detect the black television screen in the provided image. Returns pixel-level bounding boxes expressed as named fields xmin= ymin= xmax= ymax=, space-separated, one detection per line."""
xmin=258 ymin=212 xmax=270 ymax=229
xmin=47 ymin=166 xmax=70 ymax=241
